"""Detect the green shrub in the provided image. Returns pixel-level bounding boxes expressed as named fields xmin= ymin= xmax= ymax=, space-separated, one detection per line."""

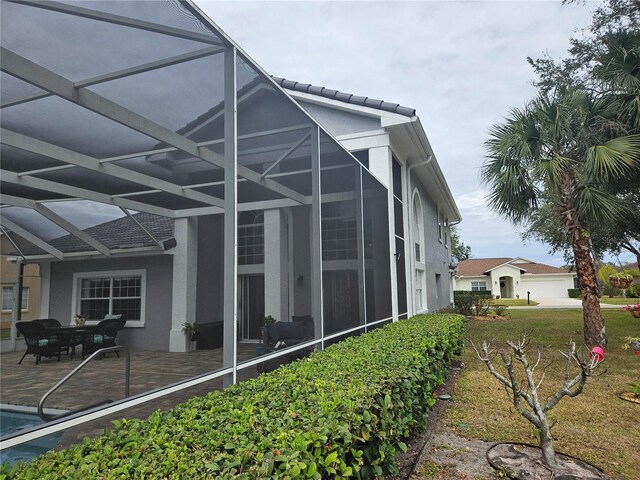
xmin=626 ymin=284 xmax=640 ymax=299
xmin=4 ymin=314 xmax=465 ymax=479
xmin=567 ymin=288 xmax=581 ymax=298
xmin=493 ymin=304 xmax=508 ymax=316
xmin=603 ymin=283 xmax=621 ymax=297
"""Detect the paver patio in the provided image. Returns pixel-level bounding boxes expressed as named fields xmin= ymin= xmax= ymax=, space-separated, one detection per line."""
xmin=1 ymin=344 xmax=263 ymax=447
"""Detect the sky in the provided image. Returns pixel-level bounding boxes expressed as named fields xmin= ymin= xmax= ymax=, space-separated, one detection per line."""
xmin=199 ymin=0 xmax=635 ymax=267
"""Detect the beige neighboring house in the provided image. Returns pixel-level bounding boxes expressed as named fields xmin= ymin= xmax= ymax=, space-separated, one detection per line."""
xmin=454 ymin=257 xmax=577 ymax=299
xmin=1 ymin=234 xmax=41 ymax=339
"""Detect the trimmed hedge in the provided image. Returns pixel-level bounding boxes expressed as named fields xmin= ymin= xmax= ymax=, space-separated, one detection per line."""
xmin=4 ymin=314 xmax=465 ymax=479
xmin=567 ymin=288 xmax=581 ymax=298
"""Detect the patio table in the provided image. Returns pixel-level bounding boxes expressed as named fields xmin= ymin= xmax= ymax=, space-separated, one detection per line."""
xmin=44 ymin=325 xmax=96 ymax=359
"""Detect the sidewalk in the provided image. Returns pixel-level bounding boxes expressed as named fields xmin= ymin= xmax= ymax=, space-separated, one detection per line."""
xmin=509 ymin=297 xmax=622 ymax=309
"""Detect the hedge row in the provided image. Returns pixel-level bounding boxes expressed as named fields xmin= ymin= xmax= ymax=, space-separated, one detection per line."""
xmin=5 ymin=314 xmax=465 ymax=479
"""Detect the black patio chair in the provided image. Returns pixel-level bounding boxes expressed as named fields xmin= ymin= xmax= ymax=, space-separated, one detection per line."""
xmin=32 ymin=318 xmax=62 ymax=329
xmin=82 ymin=315 xmax=126 ymax=359
xmin=15 ymin=321 xmax=65 ymax=364
xmin=32 ymin=318 xmax=72 ymax=357
xmin=257 ymin=317 xmax=315 ymax=373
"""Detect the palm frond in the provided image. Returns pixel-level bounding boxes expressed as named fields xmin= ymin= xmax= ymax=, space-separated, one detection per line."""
xmin=574 ymin=185 xmax=628 ymax=226
xmin=585 ymin=134 xmax=640 ymax=181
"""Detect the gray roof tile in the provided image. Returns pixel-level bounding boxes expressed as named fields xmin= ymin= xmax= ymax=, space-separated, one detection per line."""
xmin=272 ymin=77 xmax=416 ymax=117
xmin=20 ymin=212 xmax=173 ymax=256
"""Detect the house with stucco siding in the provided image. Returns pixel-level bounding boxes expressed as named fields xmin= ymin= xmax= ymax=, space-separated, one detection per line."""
xmin=453 ymin=257 xmax=576 ymax=299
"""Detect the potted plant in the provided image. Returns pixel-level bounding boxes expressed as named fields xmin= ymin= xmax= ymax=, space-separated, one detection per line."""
xmin=256 ymin=315 xmax=277 ymax=355
xmin=622 ymin=336 xmax=640 ymax=356
xmin=623 ymin=303 xmax=640 ymax=318
xmin=609 ymin=272 xmax=633 ymax=289
xmin=74 ymin=314 xmax=87 ymax=326
xmin=181 ymin=322 xmax=199 ymax=342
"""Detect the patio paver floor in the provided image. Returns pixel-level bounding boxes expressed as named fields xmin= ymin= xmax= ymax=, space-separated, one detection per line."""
xmin=1 ymin=344 xmax=260 ymax=447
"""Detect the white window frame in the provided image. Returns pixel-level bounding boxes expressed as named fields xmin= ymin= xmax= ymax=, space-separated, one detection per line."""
xmin=2 ymin=286 xmax=30 ymax=312
xmin=444 ymin=217 xmax=449 ymax=249
xmin=71 ymin=269 xmax=146 ymax=328
xmin=471 ymin=281 xmax=488 ymax=292
xmin=437 ymin=207 xmax=443 ymax=243
xmin=412 ymin=191 xmax=427 ymax=312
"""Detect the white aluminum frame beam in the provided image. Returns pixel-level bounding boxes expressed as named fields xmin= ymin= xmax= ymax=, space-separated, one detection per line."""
xmin=1 ymin=169 xmax=175 ymax=218
xmin=261 ymin=131 xmax=311 ymax=178
xmin=8 ymin=0 xmax=225 ymax=46
xmin=0 ymin=194 xmax=111 ymax=256
xmin=1 ymin=128 xmax=225 ymax=209
xmin=2 ymin=46 xmax=224 ymax=109
xmin=222 ymin=47 xmax=238 ymax=386
xmin=1 ymin=48 xmax=306 ymax=206
xmin=0 ymin=225 xmax=26 ymax=259
xmin=119 ymin=208 xmax=163 ymax=248
xmin=310 ymin=126 xmax=324 ymax=346
xmin=0 ymin=217 xmax=64 ymax=259
xmin=17 ymin=124 xmax=312 ymax=178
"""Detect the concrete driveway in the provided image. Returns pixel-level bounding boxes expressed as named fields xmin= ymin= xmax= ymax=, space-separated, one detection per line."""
xmin=510 ymin=297 xmax=621 ymax=309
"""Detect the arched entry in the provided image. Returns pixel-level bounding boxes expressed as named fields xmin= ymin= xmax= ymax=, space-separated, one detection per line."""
xmin=499 ymin=276 xmax=514 ymax=299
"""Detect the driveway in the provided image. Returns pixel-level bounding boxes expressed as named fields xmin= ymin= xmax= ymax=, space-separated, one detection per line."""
xmin=510 ymin=297 xmax=621 ymax=309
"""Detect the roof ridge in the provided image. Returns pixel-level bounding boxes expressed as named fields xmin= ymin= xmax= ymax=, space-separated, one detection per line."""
xmin=271 ymin=76 xmax=416 ymax=118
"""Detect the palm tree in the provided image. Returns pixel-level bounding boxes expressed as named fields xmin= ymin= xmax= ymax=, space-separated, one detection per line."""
xmin=482 ymin=89 xmax=640 ymax=347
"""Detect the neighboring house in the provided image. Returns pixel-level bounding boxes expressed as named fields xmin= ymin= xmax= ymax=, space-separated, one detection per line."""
xmin=454 ymin=257 xmax=576 ymax=299
xmin=6 ymin=81 xmax=460 ymax=352
xmin=0 ymin=234 xmax=41 ymax=341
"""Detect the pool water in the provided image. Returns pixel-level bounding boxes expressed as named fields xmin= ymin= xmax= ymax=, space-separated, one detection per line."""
xmin=0 ymin=410 xmax=63 ymax=467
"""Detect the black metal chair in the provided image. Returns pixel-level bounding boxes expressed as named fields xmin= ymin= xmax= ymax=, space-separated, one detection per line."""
xmin=15 ymin=321 xmax=65 ymax=364
xmin=82 ymin=315 xmax=126 ymax=359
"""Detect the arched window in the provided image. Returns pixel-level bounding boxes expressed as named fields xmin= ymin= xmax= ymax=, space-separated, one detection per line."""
xmin=412 ymin=192 xmax=426 ymax=311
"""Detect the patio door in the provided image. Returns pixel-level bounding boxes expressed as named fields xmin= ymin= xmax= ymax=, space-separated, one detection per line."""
xmin=238 ymin=274 xmax=264 ymax=341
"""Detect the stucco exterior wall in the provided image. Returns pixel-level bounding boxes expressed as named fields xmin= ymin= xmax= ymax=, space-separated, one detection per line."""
xmin=297 ymin=101 xmax=381 ymax=137
xmin=454 ymin=271 xmax=576 ymax=299
xmin=409 ymin=171 xmax=452 ymax=311
xmin=47 ymin=254 xmax=173 ymax=351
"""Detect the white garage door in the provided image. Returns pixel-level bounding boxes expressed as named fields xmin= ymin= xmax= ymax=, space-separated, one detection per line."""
xmin=521 ymin=279 xmax=568 ymax=298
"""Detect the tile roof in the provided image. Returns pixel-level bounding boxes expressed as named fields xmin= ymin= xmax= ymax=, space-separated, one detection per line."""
xmin=457 ymin=258 xmax=570 ymax=276
xmin=272 ymin=77 xmax=417 ymax=117
xmin=20 ymin=212 xmax=173 ymax=256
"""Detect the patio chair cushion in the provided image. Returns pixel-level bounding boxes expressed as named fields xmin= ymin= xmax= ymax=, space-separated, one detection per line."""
xmin=91 ymin=334 xmax=115 ymax=344
xmin=37 ymin=338 xmax=57 ymax=347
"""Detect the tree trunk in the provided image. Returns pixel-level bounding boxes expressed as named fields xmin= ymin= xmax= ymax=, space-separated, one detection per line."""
xmin=559 ymin=170 xmax=605 ymax=347
xmin=571 ymin=229 xmax=605 ymax=346
xmin=539 ymin=418 xmax=558 ymax=469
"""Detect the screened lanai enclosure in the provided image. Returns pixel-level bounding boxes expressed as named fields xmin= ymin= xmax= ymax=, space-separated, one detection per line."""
xmin=0 ymin=0 xmax=393 ymax=458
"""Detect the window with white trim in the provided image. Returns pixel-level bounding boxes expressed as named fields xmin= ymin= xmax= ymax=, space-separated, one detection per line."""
xmin=412 ymin=192 xmax=427 ymax=311
xmin=2 ymin=286 xmax=29 ymax=311
xmin=471 ymin=281 xmax=488 ymax=292
xmin=444 ymin=218 xmax=449 ymax=247
xmin=238 ymin=211 xmax=264 ymax=265
xmin=74 ymin=270 xmax=145 ymax=324
xmin=437 ymin=208 xmax=443 ymax=242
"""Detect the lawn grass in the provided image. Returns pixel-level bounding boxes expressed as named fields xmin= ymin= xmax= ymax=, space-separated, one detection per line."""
xmin=599 ymin=296 xmax=640 ymax=305
xmin=493 ymin=299 xmax=539 ymax=306
xmin=445 ymin=309 xmax=640 ymax=479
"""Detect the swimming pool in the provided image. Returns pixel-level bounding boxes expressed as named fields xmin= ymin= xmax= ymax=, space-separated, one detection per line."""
xmin=0 ymin=408 xmax=64 ymax=467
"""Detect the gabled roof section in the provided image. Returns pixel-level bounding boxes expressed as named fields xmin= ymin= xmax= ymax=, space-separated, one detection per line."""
xmin=19 ymin=213 xmax=173 ymax=256
xmin=272 ymin=77 xmax=417 ymax=118
xmin=457 ymin=258 xmax=571 ymax=276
